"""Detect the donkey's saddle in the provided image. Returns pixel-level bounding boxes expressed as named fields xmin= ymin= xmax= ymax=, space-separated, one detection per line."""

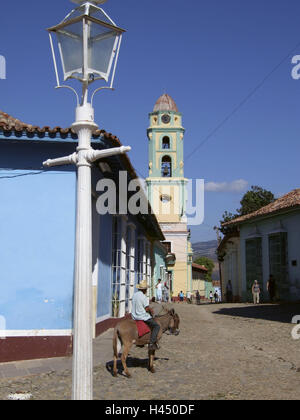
xmin=135 ymin=321 xmax=151 ymax=338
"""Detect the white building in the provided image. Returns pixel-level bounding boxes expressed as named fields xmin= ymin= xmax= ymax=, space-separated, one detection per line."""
xmin=219 ymin=189 xmax=300 ymax=302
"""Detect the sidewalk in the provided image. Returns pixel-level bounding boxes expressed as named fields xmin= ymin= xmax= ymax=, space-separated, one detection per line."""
xmin=0 ymin=329 xmax=114 ymax=380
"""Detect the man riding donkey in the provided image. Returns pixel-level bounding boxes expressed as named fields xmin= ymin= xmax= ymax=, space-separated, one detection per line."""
xmin=131 ymin=280 xmax=161 ymax=351
xmin=112 ymin=280 xmax=180 ymax=377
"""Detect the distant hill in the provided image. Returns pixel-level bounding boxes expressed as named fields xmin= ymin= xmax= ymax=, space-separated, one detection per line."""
xmin=192 ymin=240 xmax=219 ymax=282
xmin=192 ymin=240 xmax=218 ymax=262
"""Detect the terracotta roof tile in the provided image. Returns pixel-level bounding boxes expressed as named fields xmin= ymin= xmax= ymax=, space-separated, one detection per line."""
xmin=0 ymin=110 xmax=31 ymax=129
xmin=0 ymin=110 xmax=119 ymax=141
xmin=0 ymin=110 xmax=165 ymax=240
xmin=223 ymin=189 xmax=300 ymax=226
xmin=0 ymin=109 xmax=140 ymax=175
xmin=192 ymin=263 xmax=208 ymax=272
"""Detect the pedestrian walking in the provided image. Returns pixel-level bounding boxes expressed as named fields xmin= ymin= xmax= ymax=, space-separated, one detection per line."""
xmin=186 ymin=291 xmax=192 ymax=304
xmin=170 ymin=290 xmax=174 ymax=303
xmin=163 ymin=282 xmax=169 ymax=303
xmin=214 ymin=291 xmax=219 ymax=303
xmin=209 ymin=291 xmax=213 ymax=304
xmin=252 ymin=280 xmax=261 ymax=304
xmin=179 ymin=291 xmax=184 ymax=303
xmin=196 ymin=290 xmax=201 ymax=305
xmin=267 ymin=274 xmax=276 ymax=303
xmin=156 ymin=279 xmax=163 ymax=302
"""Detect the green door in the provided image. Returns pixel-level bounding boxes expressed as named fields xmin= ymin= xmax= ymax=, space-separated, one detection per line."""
xmin=245 ymin=238 xmax=263 ymax=302
xmin=269 ymin=233 xmax=288 ymax=301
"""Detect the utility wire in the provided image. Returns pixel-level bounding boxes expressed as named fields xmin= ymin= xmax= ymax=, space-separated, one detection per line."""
xmin=185 ymin=39 xmax=300 ymax=161
xmin=0 ymin=169 xmax=74 ymax=180
xmin=0 ymin=171 xmax=45 ymax=180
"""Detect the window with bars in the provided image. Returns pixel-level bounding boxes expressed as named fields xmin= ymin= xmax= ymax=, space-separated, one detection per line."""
xmin=136 ymin=238 xmax=152 ymax=292
xmin=125 ymin=226 xmax=136 ymax=313
xmin=146 ymin=242 xmax=152 ymax=293
xmin=111 ymin=217 xmax=126 ymax=318
xmin=137 ymin=238 xmax=144 ymax=285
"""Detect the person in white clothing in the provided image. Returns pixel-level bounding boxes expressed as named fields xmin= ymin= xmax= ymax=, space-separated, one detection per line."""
xmin=132 ymin=280 xmax=160 ymax=351
xmin=156 ymin=279 xmax=163 ymax=302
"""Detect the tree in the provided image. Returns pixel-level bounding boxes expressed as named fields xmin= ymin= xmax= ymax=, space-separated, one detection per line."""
xmin=237 ymin=186 xmax=275 ymax=216
xmin=219 ymin=186 xmax=275 ymax=236
xmin=194 ymin=256 xmax=215 ymax=282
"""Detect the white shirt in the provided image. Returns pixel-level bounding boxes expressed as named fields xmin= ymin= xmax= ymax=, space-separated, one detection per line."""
xmin=131 ymin=291 xmax=151 ymax=321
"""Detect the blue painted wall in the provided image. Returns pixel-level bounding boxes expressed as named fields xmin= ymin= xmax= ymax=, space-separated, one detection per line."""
xmin=0 ymin=141 xmax=77 ymax=330
xmin=0 ymin=135 xmax=166 ymax=333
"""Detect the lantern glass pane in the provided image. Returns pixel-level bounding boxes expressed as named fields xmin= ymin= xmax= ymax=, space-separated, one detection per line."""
xmin=56 ymin=21 xmax=83 ymax=76
xmin=88 ymin=21 xmax=118 ymax=79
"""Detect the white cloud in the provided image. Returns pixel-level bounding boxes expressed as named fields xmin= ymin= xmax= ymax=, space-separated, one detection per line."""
xmin=205 ymin=179 xmax=248 ymax=193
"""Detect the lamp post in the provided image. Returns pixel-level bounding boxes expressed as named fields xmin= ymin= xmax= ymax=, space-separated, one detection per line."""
xmin=44 ymin=0 xmax=129 ymax=400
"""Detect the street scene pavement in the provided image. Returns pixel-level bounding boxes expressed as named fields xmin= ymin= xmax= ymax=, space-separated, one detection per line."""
xmin=1 ymin=302 xmax=300 ymax=400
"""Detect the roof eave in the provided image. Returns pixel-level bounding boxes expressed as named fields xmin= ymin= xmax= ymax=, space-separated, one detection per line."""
xmin=223 ymin=205 xmax=300 ymax=228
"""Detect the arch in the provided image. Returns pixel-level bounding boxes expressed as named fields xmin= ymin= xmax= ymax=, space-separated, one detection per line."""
xmin=161 ymin=155 xmax=172 ymax=177
xmin=162 ymin=136 xmax=170 ymax=150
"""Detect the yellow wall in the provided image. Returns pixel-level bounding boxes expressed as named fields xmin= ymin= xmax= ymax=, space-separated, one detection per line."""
xmin=149 ymin=182 xmax=183 ymax=224
xmin=170 ymin=261 xmax=188 ymax=297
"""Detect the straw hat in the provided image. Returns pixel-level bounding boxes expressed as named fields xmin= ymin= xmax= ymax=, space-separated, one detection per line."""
xmin=137 ymin=280 xmax=149 ymax=290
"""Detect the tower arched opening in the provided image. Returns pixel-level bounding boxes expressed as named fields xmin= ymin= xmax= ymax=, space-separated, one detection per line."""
xmin=161 ymin=155 xmax=172 ymax=178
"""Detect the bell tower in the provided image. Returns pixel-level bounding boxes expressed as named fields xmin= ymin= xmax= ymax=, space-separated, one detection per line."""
xmin=146 ymin=94 xmax=192 ymax=297
xmin=146 ymin=94 xmax=187 ymax=223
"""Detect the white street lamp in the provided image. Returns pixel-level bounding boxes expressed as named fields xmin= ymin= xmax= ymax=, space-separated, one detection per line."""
xmin=44 ymin=0 xmax=129 ymax=401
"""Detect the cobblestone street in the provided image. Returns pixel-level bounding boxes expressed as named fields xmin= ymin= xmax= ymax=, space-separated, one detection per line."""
xmin=1 ymin=302 xmax=300 ymax=400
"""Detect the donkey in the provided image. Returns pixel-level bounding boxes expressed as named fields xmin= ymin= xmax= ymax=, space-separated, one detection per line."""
xmin=112 ymin=309 xmax=180 ymax=378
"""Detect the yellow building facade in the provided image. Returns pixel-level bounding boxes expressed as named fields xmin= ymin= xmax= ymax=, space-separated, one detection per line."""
xmin=146 ymin=94 xmax=193 ymax=298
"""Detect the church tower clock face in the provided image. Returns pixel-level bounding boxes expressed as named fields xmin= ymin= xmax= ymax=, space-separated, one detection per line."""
xmin=161 ymin=114 xmax=171 ymax=124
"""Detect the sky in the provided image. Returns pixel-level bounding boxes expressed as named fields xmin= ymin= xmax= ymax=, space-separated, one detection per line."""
xmin=1 ymin=0 xmax=300 ymax=243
